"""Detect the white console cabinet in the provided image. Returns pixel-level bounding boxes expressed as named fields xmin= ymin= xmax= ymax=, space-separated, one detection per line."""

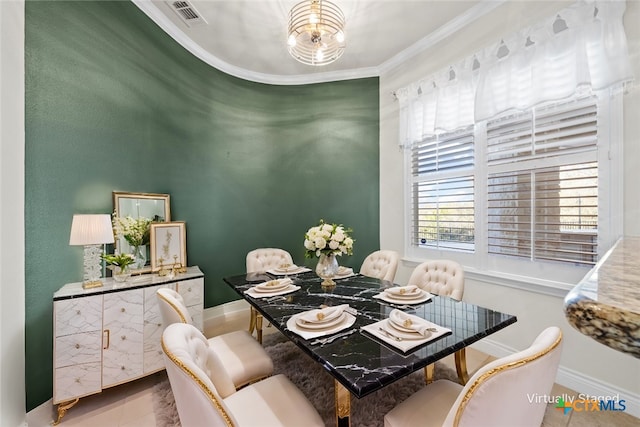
xmin=52 ymin=266 xmax=203 ymax=424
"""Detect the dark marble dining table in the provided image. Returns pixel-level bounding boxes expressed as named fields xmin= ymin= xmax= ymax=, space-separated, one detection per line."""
xmin=224 ymin=271 xmax=517 ymax=427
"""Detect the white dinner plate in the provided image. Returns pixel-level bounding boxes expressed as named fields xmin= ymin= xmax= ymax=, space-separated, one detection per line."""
xmin=379 ymin=291 xmax=431 ymax=304
xmin=253 ymin=280 xmax=291 ymax=293
xmin=295 ymin=312 xmax=347 ymax=330
xmin=382 ymin=320 xmax=430 ymax=340
xmin=385 ymin=286 xmax=421 ymax=297
xmin=274 ymin=264 xmax=298 ymax=273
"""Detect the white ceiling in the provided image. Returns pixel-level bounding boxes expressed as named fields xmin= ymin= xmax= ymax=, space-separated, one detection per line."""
xmin=134 ymin=0 xmax=504 ymax=85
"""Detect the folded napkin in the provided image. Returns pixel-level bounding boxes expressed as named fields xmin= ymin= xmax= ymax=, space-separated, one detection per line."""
xmin=360 ymin=315 xmax=451 ymax=354
xmin=333 ymin=266 xmax=355 ymax=279
xmin=244 ymin=278 xmax=300 ymax=298
xmin=385 ymin=285 xmax=420 ymax=297
xmin=286 ymin=308 xmax=356 ymax=340
xmin=297 ymin=304 xmax=349 ymax=325
xmin=388 ymin=309 xmax=434 ymax=337
xmin=266 ymin=265 xmax=311 ymax=276
xmin=373 ymin=290 xmax=431 ymax=305
xmin=254 ymin=278 xmax=293 ymax=291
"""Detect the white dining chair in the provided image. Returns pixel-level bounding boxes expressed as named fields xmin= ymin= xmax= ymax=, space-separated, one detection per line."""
xmin=359 ymin=250 xmax=400 ymax=282
xmin=384 ymin=326 xmax=563 ymax=427
xmin=156 ymin=288 xmax=273 ymax=389
xmin=246 ymin=248 xmax=294 ymax=273
xmin=162 ymin=322 xmax=324 ymax=427
xmin=245 ymin=248 xmax=294 ymax=342
xmin=408 ymin=259 xmax=466 ymax=383
xmin=408 ymin=259 xmax=465 ymax=301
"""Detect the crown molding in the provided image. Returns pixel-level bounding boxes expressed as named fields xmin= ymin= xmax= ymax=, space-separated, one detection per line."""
xmin=132 ymin=0 xmax=504 ymax=86
xmin=378 ymin=0 xmax=505 ymax=75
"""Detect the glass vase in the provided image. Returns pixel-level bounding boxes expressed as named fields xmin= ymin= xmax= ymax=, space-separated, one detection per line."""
xmin=316 ymin=253 xmax=339 ymax=288
xmin=111 ymin=265 xmax=131 ymax=283
xmin=131 ymin=245 xmax=147 ymax=270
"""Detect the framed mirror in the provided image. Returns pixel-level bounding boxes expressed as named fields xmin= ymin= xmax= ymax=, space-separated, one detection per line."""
xmin=112 ymin=191 xmax=171 ymax=274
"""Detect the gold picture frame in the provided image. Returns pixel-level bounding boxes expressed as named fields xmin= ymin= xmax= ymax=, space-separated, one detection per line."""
xmin=150 ymin=221 xmax=187 ymax=273
xmin=112 ymin=191 xmax=171 ymax=274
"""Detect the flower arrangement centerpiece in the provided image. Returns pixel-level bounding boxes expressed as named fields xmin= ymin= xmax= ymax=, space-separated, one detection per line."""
xmin=304 ymin=219 xmax=354 ymax=258
xmin=101 ymin=252 xmax=135 ymax=282
xmin=112 ymin=215 xmax=153 ymax=269
xmin=304 ymin=219 xmax=354 ymax=286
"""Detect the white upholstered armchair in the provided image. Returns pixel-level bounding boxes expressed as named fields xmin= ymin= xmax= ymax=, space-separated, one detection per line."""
xmin=162 ymin=323 xmax=324 ymax=427
xmin=385 ymin=326 xmax=563 ymax=427
xmin=156 ymin=288 xmax=273 ymax=389
xmin=359 ymin=250 xmax=400 ymax=282
xmin=408 ymin=259 xmax=465 ymax=301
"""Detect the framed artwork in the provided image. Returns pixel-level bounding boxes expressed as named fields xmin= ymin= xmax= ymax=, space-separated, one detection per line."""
xmin=150 ymin=221 xmax=186 ymax=272
xmin=112 ymin=191 xmax=171 ymax=274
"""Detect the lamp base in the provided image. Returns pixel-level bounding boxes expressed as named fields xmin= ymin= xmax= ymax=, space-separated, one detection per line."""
xmin=82 ymin=280 xmax=103 ymax=289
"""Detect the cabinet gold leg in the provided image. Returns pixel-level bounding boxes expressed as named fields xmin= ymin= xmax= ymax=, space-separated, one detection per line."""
xmin=335 ymin=380 xmax=351 ymax=427
xmin=455 ymin=349 xmax=469 ymax=384
xmin=424 ymin=363 xmax=434 ymax=384
xmin=53 ymin=398 xmax=79 ymax=425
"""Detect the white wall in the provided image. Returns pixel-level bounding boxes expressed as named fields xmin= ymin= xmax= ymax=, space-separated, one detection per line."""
xmin=0 ymin=0 xmax=26 ymax=425
xmin=379 ymin=0 xmax=640 ymax=416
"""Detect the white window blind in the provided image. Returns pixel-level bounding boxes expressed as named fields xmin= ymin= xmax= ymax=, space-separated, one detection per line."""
xmin=487 ymin=96 xmax=598 ymax=265
xmin=410 ymin=129 xmax=475 ymax=251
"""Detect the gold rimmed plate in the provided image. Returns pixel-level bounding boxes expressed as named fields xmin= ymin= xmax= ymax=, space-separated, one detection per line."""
xmin=295 ymin=312 xmax=347 ymax=330
xmin=379 ymin=291 xmax=431 ymax=304
xmin=383 ymin=320 xmax=430 ymax=340
xmin=253 ymin=280 xmax=291 ymax=293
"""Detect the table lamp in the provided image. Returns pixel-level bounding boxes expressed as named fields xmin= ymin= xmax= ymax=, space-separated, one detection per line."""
xmin=69 ymin=214 xmax=115 ymax=289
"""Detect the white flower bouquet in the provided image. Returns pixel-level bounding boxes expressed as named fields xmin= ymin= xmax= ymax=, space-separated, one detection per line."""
xmin=112 ymin=215 xmax=153 ymax=247
xmin=304 ymin=219 xmax=354 ymax=258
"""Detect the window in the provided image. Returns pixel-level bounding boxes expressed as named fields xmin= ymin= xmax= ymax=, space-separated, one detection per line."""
xmin=409 ymin=129 xmax=475 ymax=251
xmin=406 ymin=92 xmax=610 ymax=269
xmin=486 ymin=96 xmax=599 ymax=265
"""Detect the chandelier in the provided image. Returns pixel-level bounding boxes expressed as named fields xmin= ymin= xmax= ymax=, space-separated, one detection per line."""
xmin=287 ymin=0 xmax=346 ymax=66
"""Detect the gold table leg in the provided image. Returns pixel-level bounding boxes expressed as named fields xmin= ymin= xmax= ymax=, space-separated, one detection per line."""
xmin=248 ymin=306 xmax=256 ymax=334
xmin=53 ymin=398 xmax=79 ymax=425
xmin=455 ymin=348 xmax=469 ymax=384
xmin=335 ymin=380 xmax=351 ymax=427
xmin=424 ymin=363 xmax=434 ymax=384
xmin=255 ymin=312 xmax=263 ymax=344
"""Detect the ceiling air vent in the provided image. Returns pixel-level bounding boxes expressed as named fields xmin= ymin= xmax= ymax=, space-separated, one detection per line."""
xmin=168 ymin=1 xmax=207 ymax=27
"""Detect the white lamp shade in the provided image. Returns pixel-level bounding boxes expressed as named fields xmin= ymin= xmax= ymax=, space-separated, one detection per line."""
xmin=69 ymin=214 xmax=115 ymax=246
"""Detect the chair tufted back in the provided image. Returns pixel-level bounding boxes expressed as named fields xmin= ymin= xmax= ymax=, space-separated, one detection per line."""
xmin=408 ymin=260 xmax=464 ymax=301
xmin=162 ymin=323 xmax=238 ymax=427
xmin=444 ymin=326 xmax=563 ymax=427
xmin=246 ymin=248 xmax=294 ymax=273
xmin=157 ymin=288 xmax=193 ymax=329
xmin=359 ymin=250 xmax=400 ymax=282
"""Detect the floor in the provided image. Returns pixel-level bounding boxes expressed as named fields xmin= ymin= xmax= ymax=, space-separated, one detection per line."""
xmin=27 ymin=311 xmax=638 ymax=427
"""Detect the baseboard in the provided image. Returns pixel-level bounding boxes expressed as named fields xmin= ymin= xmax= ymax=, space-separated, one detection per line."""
xmin=472 ymin=338 xmax=640 ymax=419
xmin=203 ymin=299 xmax=249 ymax=320
xmin=25 ymin=397 xmax=52 ymax=426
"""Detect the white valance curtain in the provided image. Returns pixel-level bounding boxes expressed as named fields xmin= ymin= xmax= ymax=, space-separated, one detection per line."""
xmin=397 ymin=0 xmax=633 ymax=148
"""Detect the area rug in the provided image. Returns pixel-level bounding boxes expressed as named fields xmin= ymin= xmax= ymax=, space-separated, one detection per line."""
xmin=152 ymin=332 xmax=460 ymax=427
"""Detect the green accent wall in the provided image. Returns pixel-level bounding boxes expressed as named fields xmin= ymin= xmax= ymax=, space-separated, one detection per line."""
xmin=25 ymin=1 xmax=379 ymax=411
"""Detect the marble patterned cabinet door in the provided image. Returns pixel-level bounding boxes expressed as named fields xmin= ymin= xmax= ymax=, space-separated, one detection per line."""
xmin=53 ymin=295 xmax=102 ymax=403
xmin=102 ymin=289 xmax=144 ymax=387
xmin=143 ymin=284 xmax=169 ymax=373
xmin=177 ymin=278 xmax=205 ymax=331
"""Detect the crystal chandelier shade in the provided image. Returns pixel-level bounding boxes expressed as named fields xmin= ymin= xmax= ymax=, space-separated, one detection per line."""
xmin=287 ymin=0 xmax=346 ymax=66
